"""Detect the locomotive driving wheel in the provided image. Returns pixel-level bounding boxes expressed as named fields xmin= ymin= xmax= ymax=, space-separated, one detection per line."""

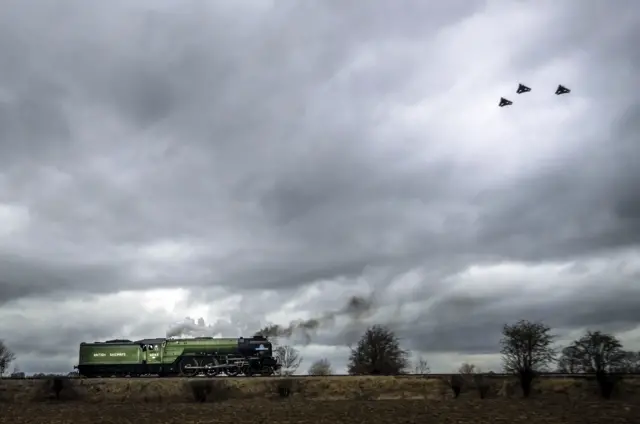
xmin=259 ymin=366 xmax=274 ymax=376
xmin=225 ymin=365 xmax=240 ymax=377
xmin=200 ymin=357 xmax=220 ymax=376
xmin=179 ymin=358 xmax=199 ymax=377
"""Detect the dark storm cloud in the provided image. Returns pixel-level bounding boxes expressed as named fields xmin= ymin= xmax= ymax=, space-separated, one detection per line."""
xmin=475 ymin=105 xmax=640 ymax=261
xmin=0 ymin=253 xmax=127 ymax=305
xmin=309 ymin=256 xmax=640 ymax=354
xmin=467 ymin=0 xmax=640 ymax=264
xmin=0 ymin=90 xmax=71 ymax=165
xmin=510 ymin=0 xmax=640 ymax=75
xmin=0 ymin=0 xmax=639 ymax=371
xmin=2 ymin=292 xmax=173 ymax=372
xmin=400 ymin=282 xmax=640 ymax=354
xmin=0 ymin=0 xmax=487 ymax=303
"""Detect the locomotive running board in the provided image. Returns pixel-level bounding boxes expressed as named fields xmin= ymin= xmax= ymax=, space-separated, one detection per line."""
xmin=184 ymin=364 xmax=232 ymax=370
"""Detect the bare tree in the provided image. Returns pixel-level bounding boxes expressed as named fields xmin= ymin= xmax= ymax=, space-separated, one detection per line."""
xmin=457 ymin=361 xmax=490 ymax=398
xmin=561 ymin=331 xmax=625 ymax=373
xmin=10 ymin=365 xmax=24 ymax=379
xmin=617 ymin=351 xmax=640 ymax=373
xmin=347 ymin=325 xmax=409 ymax=375
xmin=274 ymin=345 xmax=303 ymax=375
xmin=308 ymin=358 xmax=333 ymax=376
xmin=500 ymin=320 xmax=556 ymax=397
xmin=413 ymin=355 xmax=430 ymax=374
xmin=0 ymin=340 xmax=16 ymax=377
xmin=560 ymin=330 xmax=626 ymax=399
xmin=556 ymin=345 xmax=581 ymax=373
xmin=458 ymin=362 xmax=478 ymax=375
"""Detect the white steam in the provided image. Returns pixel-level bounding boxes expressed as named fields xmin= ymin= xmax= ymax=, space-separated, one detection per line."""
xmin=165 ymin=313 xmax=263 ymax=338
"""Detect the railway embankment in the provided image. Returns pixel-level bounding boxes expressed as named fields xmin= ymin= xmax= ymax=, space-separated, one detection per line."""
xmin=1 ymin=375 xmax=638 ymax=404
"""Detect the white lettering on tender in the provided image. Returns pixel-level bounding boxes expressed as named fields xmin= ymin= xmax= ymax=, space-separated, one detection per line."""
xmin=92 ymin=352 xmax=126 ymax=357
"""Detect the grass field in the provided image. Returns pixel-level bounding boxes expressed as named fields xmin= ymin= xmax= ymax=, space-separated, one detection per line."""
xmin=1 ymin=376 xmax=638 ymax=423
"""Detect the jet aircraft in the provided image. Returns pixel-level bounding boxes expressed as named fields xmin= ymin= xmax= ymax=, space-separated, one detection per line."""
xmin=498 ymin=83 xmax=571 ymax=106
xmin=516 ymin=84 xmax=531 ymax=94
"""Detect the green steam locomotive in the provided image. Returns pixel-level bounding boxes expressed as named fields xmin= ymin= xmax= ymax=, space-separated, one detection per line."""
xmin=74 ymin=336 xmax=281 ymax=377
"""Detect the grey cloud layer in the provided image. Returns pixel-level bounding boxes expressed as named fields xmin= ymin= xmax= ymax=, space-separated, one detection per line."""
xmin=0 ymin=0 xmax=639 ymax=373
xmin=301 ymin=252 xmax=640 ymax=353
xmin=0 ymin=0 xmax=490 ymax=302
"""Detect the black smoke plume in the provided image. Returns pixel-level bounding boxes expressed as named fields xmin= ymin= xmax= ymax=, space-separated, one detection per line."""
xmin=254 ymin=294 xmax=375 ymax=344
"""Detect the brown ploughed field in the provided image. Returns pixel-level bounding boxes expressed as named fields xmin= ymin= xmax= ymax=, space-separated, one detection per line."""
xmin=1 ymin=398 xmax=637 ymax=424
xmin=1 ymin=376 xmax=638 ymax=423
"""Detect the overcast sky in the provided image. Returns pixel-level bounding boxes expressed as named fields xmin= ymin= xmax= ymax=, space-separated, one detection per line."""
xmin=1 ymin=0 xmax=639 ymax=375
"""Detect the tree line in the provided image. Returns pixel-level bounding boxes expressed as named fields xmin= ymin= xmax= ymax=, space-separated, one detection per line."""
xmin=265 ymin=320 xmax=640 ymax=399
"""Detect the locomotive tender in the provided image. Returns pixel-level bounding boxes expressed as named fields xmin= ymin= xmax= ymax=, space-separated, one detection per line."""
xmin=74 ymin=335 xmax=281 ymax=377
